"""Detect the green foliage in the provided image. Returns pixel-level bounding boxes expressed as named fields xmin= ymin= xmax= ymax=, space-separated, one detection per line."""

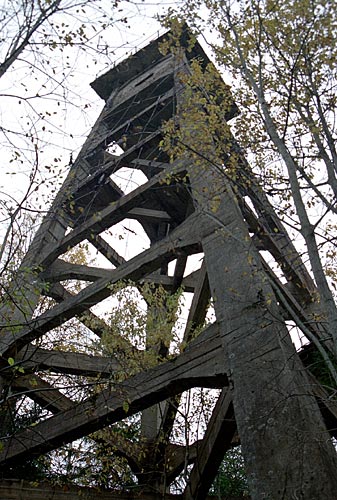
xmin=2 ymin=455 xmax=51 ymax=482
xmin=0 ymin=404 xmax=52 ymax=481
xmin=44 ymin=436 xmax=138 ymax=490
xmin=161 ymin=57 xmax=234 ymax=166
xmin=302 ymin=344 xmax=337 ymax=391
xmin=209 ymin=447 xmax=248 ymax=497
xmin=100 ymin=280 xmax=184 ymax=377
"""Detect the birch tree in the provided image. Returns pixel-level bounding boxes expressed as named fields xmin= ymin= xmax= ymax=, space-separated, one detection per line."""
xmin=157 ymin=4 xmax=337 ymax=498
xmin=166 ymin=0 xmax=337 ymax=353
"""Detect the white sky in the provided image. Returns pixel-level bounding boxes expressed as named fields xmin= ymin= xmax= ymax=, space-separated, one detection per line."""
xmin=0 ymin=1 xmax=181 ymax=238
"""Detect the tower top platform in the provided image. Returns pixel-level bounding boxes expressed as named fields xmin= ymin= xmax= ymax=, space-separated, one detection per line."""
xmin=90 ymin=27 xmax=211 ymax=101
